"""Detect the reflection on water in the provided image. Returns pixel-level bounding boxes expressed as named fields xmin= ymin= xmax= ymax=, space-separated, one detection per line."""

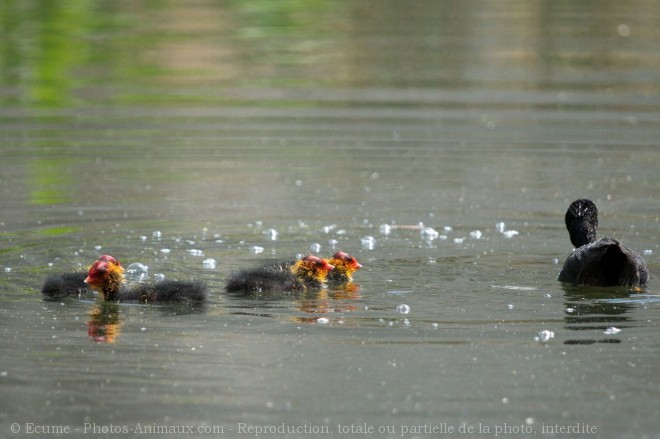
xmin=87 ymin=302 xmax=121 ymax=343
xmin=1 ymin=0 xmax=660 ymax=438
xmin=561 ymin=285 xmax=636 ymax=345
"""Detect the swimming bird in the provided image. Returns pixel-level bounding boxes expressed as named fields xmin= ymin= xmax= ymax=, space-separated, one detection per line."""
xmin=225 ymin=255 xmax=334 ymax=293
xmin=558 ymin=199 xmax=648 ymax=287
xmin=83 ymin=256 xmax=208 ymax=304
xmin=326 ymin=251 xmax=362 ymax=283
xmin=41 ymin=255 xmax=123 ymax=300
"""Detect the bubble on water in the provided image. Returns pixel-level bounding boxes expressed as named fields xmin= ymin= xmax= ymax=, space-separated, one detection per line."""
xmin=431 ymin=323 xmax=439 ymax=329
xmin=94 ymin=245 xmax=102 ymax=251
xmin=552 ymin=258 xmax=560 ymax=265
xmin=249 ymin=246 xmax=264 ymax=254
xmin=565 ymin=307 xmax=576 ymax=314
xmin=396 ymin=304 xmax=411 ymax=314
xmin=160 ymin=248 xmax=171 ymax=254
xmin=309 ymin=243 xmax=322 ymax=253
xmin=126 ymin=262 xmax=149 ymax=274
xmin=533 ymin=330 xmax=555 ymax=342
xmin=154 ymin=273 xmax=165 ymax=281
xmin=402 ymin=319 xmax=411 ymax=328
xmin=502 ymin=230 xmax=519 ymax=238
xmin=126 ymin=263 xmax=149 ymax=282
xmin=322 ymin=224 xmax=337 ymax=233
xmin=187 ymin=249 xmax=204 ymax=257
xmin=543 ymin=293 xmax=552 ymax=299
xmin=361 ymin=236 xmax=376 ymax=250
xmin=4 ymin=267 xmax=12 ymax=273
xmin=496 ymin=222 xmax=506 ymax=233
xmin=421 ymin=227 xmax=439 ymax=240
xmin=379 ymin=224 xmax=392 ymax=235
xmin=203 ymin=258 xmax=217 ymax=269
xmin=152 ymin=230 xmax=162 ymax=239
xmin=507 ymin=304 xmax=514 ymax=310
xmin=328 ymin=239 xmax=339 ymax=248
xmin=316 ymin=317 xmax=330 ymax=324
xmin=140 ymin=236 xmax=148 ymax=241
xmin=604 ymin=327 xmax=621 ymax=335
xmin=469 ymin=230 xmax=483 ymax=239
xmin=643 ymin=249 xmax=653 ymax=256
xmin=453 ymin=237 xmax=465 ymax=244
xmin=263 ymin=229 xmax=278 ymax=241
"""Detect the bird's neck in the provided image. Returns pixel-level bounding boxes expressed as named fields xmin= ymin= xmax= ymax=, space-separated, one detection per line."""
xmin=101 ymin=271 xmax=125 ymax=301
xmin=292 ymin=261 xmax=327 ymax=284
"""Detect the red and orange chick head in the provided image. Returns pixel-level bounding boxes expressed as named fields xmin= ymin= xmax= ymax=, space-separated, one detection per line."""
xmin=293 ymin=255 xmax=334 ymax=283
xmin=98 ymin=254 xmax=122 ymax=268
xmin=85 ymin=259 xmax=125 ymax=301
xmin=328 ymin=251 xmax=362 ymax=282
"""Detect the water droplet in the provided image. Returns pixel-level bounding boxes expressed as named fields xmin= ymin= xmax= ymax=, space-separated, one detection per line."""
xmin=203 ymin=258 xmax=217 ymax=269
xmin=507 ymin=304 xmax=514 ymax=310
xmin=249 ymin=246 xmax=264 ymax=254
xmin=154 ymin=273 xmax=165 ymax=281
xmin=396 ymin=304 xmax=411 ymax=314
xmin=379 ymin=224 xmax=392 ymax=235
xmin=263 ymin=229 xmax=278 ymax=240
xmin=4 ymin=267 xmax=11 ymax=273
xmin=431 ymin=323 xmax=439 ymax=329
xmin=533 ymin=330 xmax=555 ymax=342
xmin=543 ymin=293 xmax=552 ymax=299
xmin=152 ymin=230 xmax=162 ymax=239
xmin=469 ymin=230 xmax=483 ymax=239
xmin=322 ymin=224 xmax=337 ymax=233
xmin=127 ymin=262 xmax=149 ymax=274
xmin=361 ymin=236 xmax=376 ymax=250
xmin=160 ymin=248 xmax=171 ymax=254
xmin=187 ymin=249 xmax=204 ymax=257
xmin=643 ymin=249 xmax=653 ymax=256
xmin=565 ymin=307 xmax=576 ymax=314
xmin=316 ymin=317 xmax=329 ymax=324
xmin=309 ymin=243 xmax=321 ymax=253
xmin=420 ymin=227 xmax=439 ymax=240
xmin=94 ymin=245 xmax=102 ymax=251
xmin=502 ymin=230 xmax=519 ymax=238
xmin=604 ymin=327 xmax=621 ymax=335
xmin=496 ymin=222 xmax=506 ymax=233
xmin=453 ymin=237 xmax=465 ymax=244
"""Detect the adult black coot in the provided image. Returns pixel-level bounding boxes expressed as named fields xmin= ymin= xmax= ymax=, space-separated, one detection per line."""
xmin=558 ymin=199 xmax=648 ymax=287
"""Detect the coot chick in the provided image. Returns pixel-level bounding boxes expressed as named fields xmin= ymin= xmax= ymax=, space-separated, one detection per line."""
xmin=225 ymin=255 xmax=334 ymax=293
xmin=41 ymin=255 xmax=123 ymax=300
xmin=327 ymin=251 xmax=362 ymax=283
xmin=558 ymin=199 xmax=648 ymax=287
xmin=85 ymin=257 xmax=208 ymax=304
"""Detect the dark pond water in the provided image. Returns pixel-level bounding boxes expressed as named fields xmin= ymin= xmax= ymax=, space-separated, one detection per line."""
xmin=1 ymin=1 xmax=659 ymax=438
